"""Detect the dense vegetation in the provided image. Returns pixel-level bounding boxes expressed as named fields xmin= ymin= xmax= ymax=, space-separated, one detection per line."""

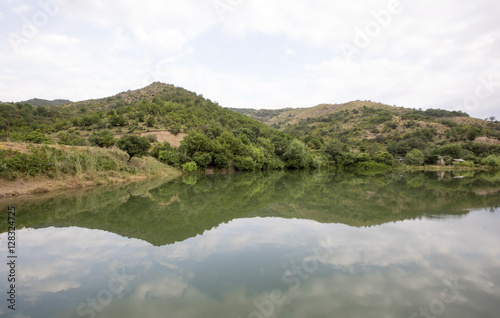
xmin=235 ymin=103 xmax=500 ymax=170
xmin=1 ymin=83 xmax=500 ymax=177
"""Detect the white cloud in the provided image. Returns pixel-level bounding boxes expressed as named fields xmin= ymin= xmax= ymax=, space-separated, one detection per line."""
xmin=11 ymin=5 xmax=30 ymax=14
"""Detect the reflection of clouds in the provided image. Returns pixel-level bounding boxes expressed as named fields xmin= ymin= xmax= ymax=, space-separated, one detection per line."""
xmin=1 ymin=209 xmax=499 ymax=317
xmin=132 ymin=276 xmax=188 ymax=301
xmin=1 ymin=227 xmax=152 ymax=303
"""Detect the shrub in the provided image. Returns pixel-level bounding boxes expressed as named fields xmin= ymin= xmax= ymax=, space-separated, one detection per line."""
xmin=145 ymin=134 xmax=158 ymax=143
xmin=182 ymin=161 xmax=198 ymax=173
xmin=283 ymin=139 xmax=313 ymax=169
xmin=482 ymin=155 xmax=500 ymax=169
xmin=404 ymin=149 xmax=425 ymax=166
xmin=88 ymin=130 xmax=115 ymax=148
xmin=373 ymin=151 xmax=394 ymax=166
xmin=158 ymin=150 xmax=181 ymax=166
xmin=25 ymin=130 xmax=51 ymax=144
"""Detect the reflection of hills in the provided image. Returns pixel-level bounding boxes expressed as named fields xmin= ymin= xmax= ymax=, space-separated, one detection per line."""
xmin=1 ymin=171 xmax=500 ymax=246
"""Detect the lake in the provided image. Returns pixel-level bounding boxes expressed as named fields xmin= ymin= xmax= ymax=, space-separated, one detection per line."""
xmin=1 ymin=170 xmax=500 ymax=318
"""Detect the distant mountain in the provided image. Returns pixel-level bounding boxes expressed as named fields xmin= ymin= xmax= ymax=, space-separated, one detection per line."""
xmin=22 ymin=98 xmax=72 ymax=106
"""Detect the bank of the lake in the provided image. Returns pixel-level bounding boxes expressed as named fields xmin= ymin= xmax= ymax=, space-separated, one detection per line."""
xmin=0 ymin=142 xmax=182 ymax=197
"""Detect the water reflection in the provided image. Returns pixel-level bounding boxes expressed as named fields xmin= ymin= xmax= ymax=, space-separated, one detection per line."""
xmin=0 ymin=171 xmax=499 ymax=317
xmin=1 ymin=211 xmax=499 ymax=318
xmin=1 ymin=171 xmax=500 ymax=245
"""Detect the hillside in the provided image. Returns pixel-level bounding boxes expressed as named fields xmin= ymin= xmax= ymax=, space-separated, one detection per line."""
xmin=0 ymin=82 xmax=296 ymax=177
xmin=232 ymin=101 xmax=500 ymax=166
xmin=2 ymin=83 xmax=500 ymax=175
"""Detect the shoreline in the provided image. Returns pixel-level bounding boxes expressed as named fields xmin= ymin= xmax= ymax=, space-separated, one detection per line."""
xmin=0 ymin=142 xmax=183 ymax=198
xmin=0 ymin=171 xmax=182 ymax=198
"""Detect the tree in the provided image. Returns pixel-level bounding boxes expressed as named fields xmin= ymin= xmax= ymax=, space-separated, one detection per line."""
xmin=181 ymin=131 xmax=213 ymax=156
xmin=482 ymin=155 xmax=500 ymax=169
xmin=404 ymin=149 xmax=425 ymax=166
xmin=88 ymin=129 xmax=115 ymax=148
xmin=146 ymin=116 xmax=156 ymax=127
xmin=373 ymin=151 xmax=394 ymax=166
xmin=283 ymin=139 xmax=312 ymax=169
xmin=117 ymin=135 xmax=151 ymax=162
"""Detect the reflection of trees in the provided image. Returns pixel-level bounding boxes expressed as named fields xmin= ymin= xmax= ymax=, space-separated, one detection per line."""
xmin=1 ymin=171 xmax=499 ymax=246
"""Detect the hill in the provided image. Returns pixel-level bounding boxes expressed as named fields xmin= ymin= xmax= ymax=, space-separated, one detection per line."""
xmin=1 ymin=83 xmax=500 ymax=175
xmin=232 ymin=101 xmax=500 ymax=167
xmin=0 ymin=82 xmax=297 ymax=177
xmin=22 ymin=98 xmax=72 ymax=107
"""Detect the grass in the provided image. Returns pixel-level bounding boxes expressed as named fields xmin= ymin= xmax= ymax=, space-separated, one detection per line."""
xmin=0 ymin=142 xmax=182 ymax=184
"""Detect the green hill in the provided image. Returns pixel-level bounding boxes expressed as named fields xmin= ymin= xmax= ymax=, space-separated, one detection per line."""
xmin=0 ymin=82 xmax=295 ymax=176
xmin=232 ymin=101 xmax=500 ymax=167
xmin=2 ymin=84 xmax=500 ymax=175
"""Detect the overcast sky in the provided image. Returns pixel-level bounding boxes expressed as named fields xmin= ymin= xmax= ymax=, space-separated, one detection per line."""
xmin=1 ymin=0 xmax=499 ymax=119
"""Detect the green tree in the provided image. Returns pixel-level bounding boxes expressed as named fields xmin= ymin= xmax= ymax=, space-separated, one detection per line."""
xmin=25 ymin=129 xmax=51 ymax=144
xmin=373 ymin=151 xmax=394 ymax=166
xmin=482 ymin=155 xmax=500 ymax=169
xmin=404 ymin=149 xmax=425 ymax=166
xmin=283 ymin=139 xmax=312 ymax=169
xmin=58 ymin=130 xmax=87 ymax=146
xmin=117 ymin=135 xmax=151 ymax=162
xmin=182 ymin=131 xmax=213 ymax=156
xmin=158 ymin=150 xmax=181 ymax=166
xmin=88 ymin=130 xmax=115 ymax=148
xmin=146 ymin=116 xmax=156 ymax=127
xmin=182 ymin=161 xmax=198 ymax=173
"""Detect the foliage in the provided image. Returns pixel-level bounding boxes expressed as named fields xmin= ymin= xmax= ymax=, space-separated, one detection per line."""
xmin=373 ymin=151 xmax=395 ymax=166
xmin=182 ymin=161 xmax=198 ymax=173
xmin=57 ymin=130 xmax=87 ymax=146
xmin=25 ymin=129 xmax=51 ymax=144
xmin=0 ymin=144 xmax=176 ymax=181
xmin=88 ymin=129 xmax=115 ymax=148
xmin=482 ymin=155 xmax=500 ymax=169
xmin=158 ymin=150 xmax=182 ymax=167
xmin=282 ymin=139 xmax=313 ymax=169
xmin=404 ymin=149 xmax=425 ymax=166
xmin=116 ymin=135 xmax=151 ymax=161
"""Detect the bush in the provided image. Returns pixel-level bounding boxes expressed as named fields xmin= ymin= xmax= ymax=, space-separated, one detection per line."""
xmin=146 ymin=116 xmax=156 ymax=127
xmin=482 ymin=155 xmax=500 ymax=169
xmin=283 ymin=139 xmax=312 ymax=169
xmin=404 ymin=149 xmax=425 ymax=166
xmin=193 ymin=152 xmax=212 ymax=168
xmin=234 ymin=156 xmax=259 ymax=171
xmin=58 ymin=131 xmax=87 ymax=146
xmin=25 ymin=130 xmax=51 ymax=144
xmin=182 ymin=161 xmax=198 ymax=173
xmin=158 ymin=150 xmax=181 ymax=166
xmin=88 ymin=130 xmax=115 ymax=148
xmin=373 ymin=151 xmax=394 ymax=166
xmin=145 ymin=134 xmax=158 ymax=143
xmin=150 ymin=141 xmax=172 ymax=159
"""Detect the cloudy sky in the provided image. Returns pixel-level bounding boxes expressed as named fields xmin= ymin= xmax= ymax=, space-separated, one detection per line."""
xmin=1 ymin=0 xmax=499 ymax=118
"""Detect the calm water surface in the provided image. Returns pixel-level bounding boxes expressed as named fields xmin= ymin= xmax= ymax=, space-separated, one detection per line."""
xmin=1 ymin=171 xmax=499 ymax=318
